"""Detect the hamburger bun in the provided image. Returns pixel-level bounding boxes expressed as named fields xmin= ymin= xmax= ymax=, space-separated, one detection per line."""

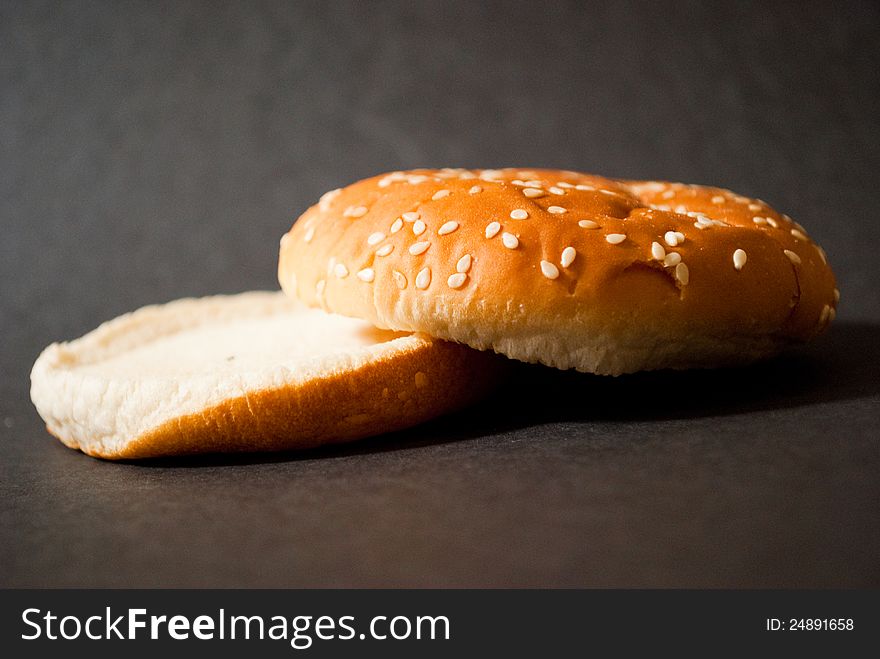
xmin=30 ymin=291 xmax=501 ymax=459
xmin=279 ymin=168 xmax=838 ymax=375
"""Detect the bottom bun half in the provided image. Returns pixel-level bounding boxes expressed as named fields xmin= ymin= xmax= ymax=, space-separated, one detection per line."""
xmin=30 ymin=292 xmax=503 ymax=459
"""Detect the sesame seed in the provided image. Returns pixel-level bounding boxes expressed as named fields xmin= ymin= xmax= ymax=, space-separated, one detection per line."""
xmin=334 ymin=263 xmax=349 ymax=279
xmin=413 ymin=220 xmax=427 ymax=235
xmin=748 ymin=203 xmax=761 ymax=212
xmin=415 ymin=267 xmax=432 ymax=290
xmin=409 ymin=241 xmax=430 ymax=256
xmin=711 ymin=195 xmax=725 ymax=204
xmin=664 ymin=252 xmax=681 ymax=267
xmin=549 ymin=186 xmax=565 ymax=195
xmin=502 ymin=232 xmax=519 ymax=249
xmin=557 ymin=181 xmax=574 ymax=188
xmin=356 ymin=268 xmax=375 ymax=283
xmin=791 ymin=229 xmax=808 ymax=241
xmin=432 ymin=189 xmax=450 ymax=200
xmin=766 ymin=217 xmax=779 ymax=228
xmin=540 ymin=260 xmax=560 ymax=279
xmin=675 ymin=262 xmax=689 ymax=285
xmin=752 ymin=216 xmax=767 ymax=225
xmin=819 ymin=304 xmax=830 ymax=324
xmin=402 ymin=211 xmax=420 ymax=222
xmin=304 ymin=227 xmax=315 ymax=243
xmin=392 ymin=270 xmax=407 ymax=289
xmin=606 ymin=233 xmax=626 ymax=245
xmin=319 ymin=188 xmax=341 ymax=208
xmin=383 ymin=172 xmax=405 ymax=182
xmin=575 ymin=184 xmax=595 ymax=191
xmin=661 ymin=190 xmax=675 ymax=199
xmin=578 ymin=220 xmax=600 ymax=229
xmin=828 ymin=306 xmax=836 ymax=322
xmin=784 ymin=249 xmax=801 ymax=265
xmin=485 ymin=221 xmax=501 ymax=239
xmin=651 ymin=241 xmax=666 ymax=261
xmin=438 ymin=221 xmax=459 ymax=235
xmin=343 ymin=205 xmax=368 ymax=218
xmin=511 ymin=179 xmax=526 ymax=186
xmin=675 ymin=231 xmax=685 ymax=243
xmin=560 ymin=246 xmax=576 ymax=268
xmin=456 ymin=254 xmax=472 ymax=273
xmin=510 ymin=209 xmax=529 ymax=220
xmin=636 ymin=181 xmax=666 ymax=193
xmin=367 ymin=232 xmax=385 ymax=246
xmin=599 ymin=189 xmax=617 ymax=196
xmin=547 ymin=205 xmax=566 ymax=214
xmin=664 ymin=231 xmax=680 ymax=247
xmin=522 ymin=187 xmax=545 ymax=198
xmin=833 ymin=288 xmax=840 ymax=304
xmin=390 ymin=218 xmax=404 ymax=234
xmin=733 ymin=248 xmax=747 ymax=271
xmin=469 ymin=185 xmax=482 ymax=194
xmin=524 ymin=180 xmax=543 ymax=188
xmin=375 ymin=244 xmax=394 ymax=257
xmin=447 ymin=273 xmax=467 ymax=289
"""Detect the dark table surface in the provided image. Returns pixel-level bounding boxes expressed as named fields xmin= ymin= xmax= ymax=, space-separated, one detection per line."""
xmin=2 ymin=1 xmax=879 ymax=588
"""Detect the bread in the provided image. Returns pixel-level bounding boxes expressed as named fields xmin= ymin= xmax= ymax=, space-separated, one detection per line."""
xmin=30 ymin=291 xmax=502 ymax=459
xmin=279 ymin=168 xmax=838 ymax=375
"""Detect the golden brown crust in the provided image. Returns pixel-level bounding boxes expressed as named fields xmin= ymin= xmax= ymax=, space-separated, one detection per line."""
xmin=71 ymin=338 xmax=501 ymax=460
xmin=279 ymin=168 xmax=838 ymax=374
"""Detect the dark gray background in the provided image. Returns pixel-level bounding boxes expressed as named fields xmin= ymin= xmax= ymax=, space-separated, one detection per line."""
xmin=2 ymin=0 xmax=878 ymax=587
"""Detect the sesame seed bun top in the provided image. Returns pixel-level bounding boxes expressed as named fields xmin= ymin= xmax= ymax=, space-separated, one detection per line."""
xmin=279 ymin=168 xmax=838 ymax=375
